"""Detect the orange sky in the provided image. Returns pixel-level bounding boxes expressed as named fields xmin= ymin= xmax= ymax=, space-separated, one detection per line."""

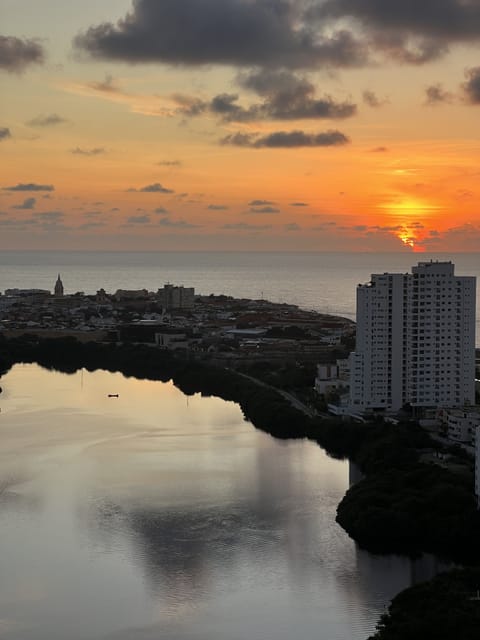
xmin=1 ymin=0 xmax=480 ymax=252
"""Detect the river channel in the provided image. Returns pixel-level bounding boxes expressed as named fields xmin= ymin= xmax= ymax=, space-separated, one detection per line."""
xmin=0 ymin=364 xmax=443 ymax=640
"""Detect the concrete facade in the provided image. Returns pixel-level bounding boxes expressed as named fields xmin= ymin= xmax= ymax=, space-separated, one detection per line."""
xmin=158 ymin=284 xmax=195 ymax=310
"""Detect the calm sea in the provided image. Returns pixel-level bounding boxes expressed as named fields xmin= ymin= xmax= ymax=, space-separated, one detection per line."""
xmin=0 ymin=251 xmax=479 ymax=344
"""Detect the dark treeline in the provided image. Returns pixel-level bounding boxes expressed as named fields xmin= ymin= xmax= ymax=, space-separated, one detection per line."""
xmin=368 ymin=568 xmax=480 ymax=640
xmin=1 ymin=334 xmax=480 ymax=567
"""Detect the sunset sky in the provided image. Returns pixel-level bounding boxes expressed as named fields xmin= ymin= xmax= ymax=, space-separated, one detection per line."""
xmin=1 ymin=0 xmax=480 ymax=252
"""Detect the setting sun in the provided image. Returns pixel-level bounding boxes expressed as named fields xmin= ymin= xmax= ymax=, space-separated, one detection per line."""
xmin=379 ymin=198 xmax=442 ymax=217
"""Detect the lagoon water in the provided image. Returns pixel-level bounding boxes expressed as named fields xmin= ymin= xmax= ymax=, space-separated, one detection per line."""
xmin=0 ymin=251 xmax=479 ymax=343
xmin=0 ymin=364 xmax=445 ymax=640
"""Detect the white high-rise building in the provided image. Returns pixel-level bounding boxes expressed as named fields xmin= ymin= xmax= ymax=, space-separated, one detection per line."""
xmin=350 ymin=261 xmax=476 ymax=412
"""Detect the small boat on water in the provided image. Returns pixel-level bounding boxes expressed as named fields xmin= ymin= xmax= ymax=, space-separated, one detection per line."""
xmin=107 ymin=394 xmax=119 ymax=398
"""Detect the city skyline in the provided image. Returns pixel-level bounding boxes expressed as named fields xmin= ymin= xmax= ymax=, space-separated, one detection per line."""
xmin=2 ymin=1 xmax=480 ymax=252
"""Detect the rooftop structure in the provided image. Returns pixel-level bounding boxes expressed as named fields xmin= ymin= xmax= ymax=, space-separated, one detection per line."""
xmin=54 ymin=274 xmax=64 ymax=298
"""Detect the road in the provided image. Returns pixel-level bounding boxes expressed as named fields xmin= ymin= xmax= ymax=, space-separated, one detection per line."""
xmin=232 ymin=369 xmax=319 ymax=419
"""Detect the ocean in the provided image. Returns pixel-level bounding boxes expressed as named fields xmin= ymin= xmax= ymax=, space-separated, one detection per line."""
xmin=0 ymin=251 xmax=479 ymax=343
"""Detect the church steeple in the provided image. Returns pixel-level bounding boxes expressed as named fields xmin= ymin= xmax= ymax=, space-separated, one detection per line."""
xmin=54 ymin=274 xmax=64 ymax=297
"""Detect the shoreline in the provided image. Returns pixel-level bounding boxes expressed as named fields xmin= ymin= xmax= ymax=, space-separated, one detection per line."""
xmin=1 ymin=334 xmax=479 ymax=639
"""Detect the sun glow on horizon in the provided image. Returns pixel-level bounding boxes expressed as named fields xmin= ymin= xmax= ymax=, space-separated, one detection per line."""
xmin=379 ymin=197 xmax=442 ymax=217
xmin=376 ymin=197 xmax=446 ymax=251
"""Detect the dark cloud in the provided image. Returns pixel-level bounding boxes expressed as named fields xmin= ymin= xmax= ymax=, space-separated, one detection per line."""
xmin=172 ymin=93 xmax=206 ymax=117
xmin=362 ymin=90 xmax=387 ymax=108
xmin=74 ymin=0 xmax=367 ymax=70
xmin=0 ymin=127 xmax=11 ymax=141
xmin=223 ymin=222 xmax=272 ymax=230
xmin=35 ymin=211 xmax=64 ymax=222
xmin=319 ymin=0 xmax=480 ymax=42
xmin=70 ymin=147 xmax=106 ymax=156
xmin=87 ymin=74 xmax=121 ymax=93
xmin=2 ymin=183 xmax=54 ymax=192
xmin=370 ymin=32 xmax=447 ymax=65
xmin=221 ymin=131 xmax=279 ymax=147
xmin=238 ymin=69 xmax=357 ymax=119
xmin=128 ymin=182 xmax=174 ymax=193
xmin=127 ymin=214 xmax=151 ymax=224
xmin=463 ymin=67 xmax=480 ymax=104
xmin=0 ymin=35 xmax=45 ymax=73
xmin=221 ymin=129 xmax=350 ymax=148
xmin=0 ymin=217 xmax=38 ymax=227
xmin=289 ymin=202 xmax=308 ymax=207
xmin=248 ymin=199 xmax=276 ymax=206
xmin=154 ymin=207 xmax=168 ymax=214
xmin=207 ymin=204 xmax=228 ymax=210
xmin=174 ymin=71 xmax=357 ymax=123
xmin=158 ymin=216 xmax=199 ymax=228
xmin=211 ymin=93 xmax=242 ymax=116
xmin=413 ymin=224 xmax=480 ymax=251
xmin=285 ymin=222 xmax=301 ymax=231
xmin=249 ymin=206 xmax=280 ymax=214
xmin=312 ymin=221 xmax=338 ymax=230
xmin=12 ymin=197 xmax=36 ymax=210
xmin=27 ymin=114 xmax=68 ymax=127
xmin=79 ymin=221 xmax=106 ymax=230
xmin=317 ymin=0 xmax=480 ymax=64
xmin=424 ymin=83 xmax=454 ymax=105
xmin=370 ymin=146 xmax=388 ymax=152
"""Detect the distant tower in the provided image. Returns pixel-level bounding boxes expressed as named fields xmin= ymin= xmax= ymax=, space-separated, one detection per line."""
xmin=54 ymin=274 xmax=64 ymax=297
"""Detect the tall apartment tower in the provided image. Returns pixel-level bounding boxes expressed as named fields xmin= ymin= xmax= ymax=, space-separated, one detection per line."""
xmin=349 ymin=261 xmax=476 ymax=412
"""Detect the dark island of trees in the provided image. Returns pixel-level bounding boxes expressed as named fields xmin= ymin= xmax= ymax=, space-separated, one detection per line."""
xmin=1 ymin=333 xmax=479 ymax=638
xmin=368 ymin=568 xmax=480 ymax=640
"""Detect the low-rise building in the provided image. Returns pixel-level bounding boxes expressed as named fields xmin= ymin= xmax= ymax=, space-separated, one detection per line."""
xmin=155 ymin=331 xmax=189 ymax=350
xmin=114 ymin=289 xmax=150 ymax=302
xmin=437 ymin=407 xmax=480 ymax=446
xmin=315 ymin=359 xmax=350 ymax=395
